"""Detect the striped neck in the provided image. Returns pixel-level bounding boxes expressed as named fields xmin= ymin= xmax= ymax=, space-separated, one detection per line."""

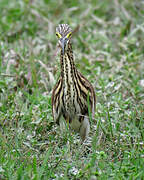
xmin=60 ymin=41 xmax=76 ymax=79
xmin=60 ymin=40 xmax=78 ymax=115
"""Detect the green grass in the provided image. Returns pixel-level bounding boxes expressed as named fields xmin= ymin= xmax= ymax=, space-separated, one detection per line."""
xmin=0 ymin=0 xmax=144 ymax=179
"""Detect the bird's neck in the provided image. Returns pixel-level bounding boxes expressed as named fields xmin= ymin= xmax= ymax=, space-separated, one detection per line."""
xmin=60 ymin=42 xmax=76 ymax=80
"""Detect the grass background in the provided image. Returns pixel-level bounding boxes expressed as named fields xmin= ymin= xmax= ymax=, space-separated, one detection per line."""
xmin=0 ymin=0 xmax=144 ymax=179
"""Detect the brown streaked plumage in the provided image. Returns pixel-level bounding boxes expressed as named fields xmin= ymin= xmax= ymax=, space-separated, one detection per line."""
xmin=52 ymin=24 xmax=96 ymax=141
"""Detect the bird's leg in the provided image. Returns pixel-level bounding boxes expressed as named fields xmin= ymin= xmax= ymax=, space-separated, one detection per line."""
xmin=66 ymin=116 xmax=72 ymax=141
xmin=66 ymin=116 xmax=69 ymax=127
xmin=80 ymin=116 xmax=90 ymax=142
xmin=65 ymin=116 xmax=73 ymax=155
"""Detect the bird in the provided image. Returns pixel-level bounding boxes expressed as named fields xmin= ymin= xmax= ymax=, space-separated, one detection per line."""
xmin=52 ymin=24 xmax=96 ymax=141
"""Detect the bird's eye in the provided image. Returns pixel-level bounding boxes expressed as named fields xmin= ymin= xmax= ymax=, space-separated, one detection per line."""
xmin=56 ymin=32 xmax=61 ymax=38
xmin=67 ymin=32 xmax=72 ymax=38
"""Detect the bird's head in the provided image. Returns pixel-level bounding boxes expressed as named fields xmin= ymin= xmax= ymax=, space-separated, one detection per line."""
xmin=56 ymin=24 xmax=72 ymax=54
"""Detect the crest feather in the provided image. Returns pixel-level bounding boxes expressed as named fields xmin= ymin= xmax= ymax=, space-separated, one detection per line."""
xmin=56 ymin=24 xmax=72 ymax=37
